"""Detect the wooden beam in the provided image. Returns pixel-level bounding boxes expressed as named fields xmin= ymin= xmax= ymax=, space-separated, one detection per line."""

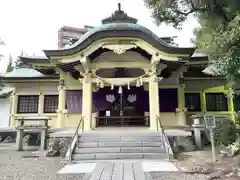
xmin=74 ymin=64 xmax=85 ymax=76
xmin=79 ymin=77 xmax=162 ymax=86
xmin=91 ymin=61 xmax=152 ymax=69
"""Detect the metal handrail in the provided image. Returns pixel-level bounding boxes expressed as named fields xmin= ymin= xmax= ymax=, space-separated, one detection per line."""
xmin=156 ymin=116 xmax=171 ymax=161
xmin=65 ymin=117 xmax=84 ymax=161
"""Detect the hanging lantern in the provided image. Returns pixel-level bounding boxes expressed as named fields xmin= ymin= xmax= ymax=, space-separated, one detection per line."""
xmin=111 ymin=84 xmax=114 ymax=90
xmin=136 ymin=79 xmax=140 ymax=87
xmin=100 ymin=81 xmax=104 ymax=88
xmin=118 ymin=86 xmax=123 ymax=94
xmin=128 ymin=82 xmax=130 ymax=90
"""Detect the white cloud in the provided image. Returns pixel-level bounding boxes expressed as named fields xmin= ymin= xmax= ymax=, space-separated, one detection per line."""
xmin=0 ymin=0 xmax=198 ymax=73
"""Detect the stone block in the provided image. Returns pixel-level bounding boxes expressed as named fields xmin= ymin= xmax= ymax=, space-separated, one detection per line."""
xmin=121 ymin=136 xmax=160 ymax=142
xmin=75 ymin=147 xmax=120 ymax=154
xmin=98 ymin=142 xmax=141 ymax=147
xmin=79 ymin=136 xmax=121 ymax=142
xmin=142 ymin=142 xmax=162 ymax=147
xmin=46 ymin=137 xmax=71 ymax=157
xmin=72 ymin=154 xmax=95 ymax=160
xmin=143 ymin=153 xmax=167 ymax=159
xmin=95 ymin=153 xmax=143 ymax=160
xmin=142 ymin=147 xmax=165 ymax=153
xmin=78 ymin=142 xmax=98 ymax=148
xmin=175 ymin=136 xmax=195 ymax=152
xmin=120 ymin=147 xmax=143 ymax=153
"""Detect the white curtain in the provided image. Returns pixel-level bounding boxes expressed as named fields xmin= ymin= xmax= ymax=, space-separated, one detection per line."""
xmin=0 ymin=98 xmax=11 ymax=128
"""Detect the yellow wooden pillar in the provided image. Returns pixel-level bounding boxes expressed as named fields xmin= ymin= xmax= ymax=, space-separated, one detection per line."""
xmin=227 ymin=88 xmax=235 ymax=121
xmin=57 ymin=85 xmax=66 ymax=128
xmin=10 ymin=91 xmax=17 ymax=127
xmin=176 ymin=84 xmax=187 ymax=125
xmin=200 ymin=90 xmax=207 ymax=114
xmin=149 ymin=74 xmax=159 ymax=130
xmin=81 ymin=75 xmax=93 ymax=131
xmin=38 ymin=93 xmax=44 ymax=115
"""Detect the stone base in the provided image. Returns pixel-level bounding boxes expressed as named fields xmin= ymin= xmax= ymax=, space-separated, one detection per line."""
xmin=169 ymin=136 xmax=195 ymax=153
xmin=46 ymin=137 xmax=71 ymax=157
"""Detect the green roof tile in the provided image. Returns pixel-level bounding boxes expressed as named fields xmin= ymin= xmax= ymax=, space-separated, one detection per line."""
xmin=3 ymin=68 xmax=44 ymax=78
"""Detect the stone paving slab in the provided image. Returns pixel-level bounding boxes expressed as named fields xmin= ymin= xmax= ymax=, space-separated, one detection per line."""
xmin=58 ymin=163 xmax=96 ymax=174
xmin=58 ymin=161 xmax=179 ymax=179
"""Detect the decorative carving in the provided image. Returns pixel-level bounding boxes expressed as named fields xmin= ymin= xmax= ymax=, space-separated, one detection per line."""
xmin=103 ymin=44 xmax=137 ymax=54
xmin=127 ymin=94 xmax=137 ymax=103
xmin=149 ymin=73 xmax=158 ymax=82
xmin=83 ymin=72 xmax=92 ymax=83
xmin=101 ymin=3 xmax=138 ymax=24
xmin=59 ymin=79 xmax=64 ymax=86
xmin=106 ymin=94 xmax=115 ymax=103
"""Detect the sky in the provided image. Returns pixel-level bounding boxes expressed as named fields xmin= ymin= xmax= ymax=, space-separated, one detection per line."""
xmin=0 ymin=0 xmax=199 ymax=73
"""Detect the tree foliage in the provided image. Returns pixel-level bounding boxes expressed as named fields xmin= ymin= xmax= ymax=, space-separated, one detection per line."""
xmin=144 ymin=0 xmax=240 ymax=85
xmin=6 ymin=55 xmax=14 ymax=72
xmin=0 ymin=38 xmax=4 ymax=90
xmin=0 ymin=38 xmax=4 ymax=60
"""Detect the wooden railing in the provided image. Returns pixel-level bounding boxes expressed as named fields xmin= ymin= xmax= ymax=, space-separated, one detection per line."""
xmin=65 ymin=117 xmax=84 ymax=162
xmin=156 ymin=116 xmax=172 ymax=161
xmin=96 ymin=116 xmax=150 ymax=127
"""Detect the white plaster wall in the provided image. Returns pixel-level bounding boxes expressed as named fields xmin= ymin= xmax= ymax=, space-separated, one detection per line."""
xmin=0 ymin=98 xmax=11 ymax=128
xmin=16 ymin=83 xmax=58 ymax=94
xmin=41 ymin=83 xmax=58 ymax=93
xmin=16 ymin=84 xmax=40 ymax=94
xmin=184 ymin=79 xmax=227 ymax=91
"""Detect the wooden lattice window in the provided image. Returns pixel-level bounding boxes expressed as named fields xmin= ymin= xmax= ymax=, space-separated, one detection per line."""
xmin=44 ymin=95 xmax=59 ymax=113
xmin=17 ymin=95 xmax=39 ymax=113
xmin=185 ymin=93 xmax=201 ymax=112
xmin=206 ymin=93 xmax=228 ymax=111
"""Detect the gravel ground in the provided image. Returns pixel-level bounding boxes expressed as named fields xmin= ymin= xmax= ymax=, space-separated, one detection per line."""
xmin=150 ymin=172 xmax=206 ymax=180
xmin=0 ymin=146 xmax=84 ymax=180
xmin=0 ymin=145 xmax=207 ymax=180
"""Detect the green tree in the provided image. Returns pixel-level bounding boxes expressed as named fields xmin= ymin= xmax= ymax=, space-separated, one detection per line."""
xmin=0 ymin=38 xmax=4 ymax=61
xmin=6 ymin=55 xmax=14 ymax=72
xmin=144 ymin=0 xmax=240 ymax=86
xmin=0 ymin=38 xmax=4 ymax=90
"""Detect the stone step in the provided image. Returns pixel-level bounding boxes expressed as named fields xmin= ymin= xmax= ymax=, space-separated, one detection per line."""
xmin=74 ymin=147 xmax=165 ymax=154
xmin=78 ymin=133 xmax=163 ymax=138
xmin=77 ymin=141 xmax=163 ymax=148
xmin=78 ymin=136 xmax=163 ymax=142
xmin=72 ymin=152 xmax=167 ymax=161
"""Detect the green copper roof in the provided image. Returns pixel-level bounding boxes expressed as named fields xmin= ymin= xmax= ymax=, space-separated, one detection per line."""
xmin=61 ymin=23 xmax=172 ymax=50
xmin=44 ymin=22 xmax=195 ymax=57
xmin=20 ymin=55 xmax=49 ymax=63
xmin=3 ymin=68 xmax=44 ymax=78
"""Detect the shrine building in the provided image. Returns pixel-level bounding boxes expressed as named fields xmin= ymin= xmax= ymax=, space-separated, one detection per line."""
xmin=1 ymin=5 xmax=235 ymax=131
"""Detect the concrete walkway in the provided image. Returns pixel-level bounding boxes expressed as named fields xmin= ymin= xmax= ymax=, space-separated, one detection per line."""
xmin=59 ymin=161 xmax=179 ymax=180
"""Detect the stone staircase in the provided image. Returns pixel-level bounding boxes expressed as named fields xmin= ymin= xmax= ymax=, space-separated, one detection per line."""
xmin=71 ymin=131 xmax=171 ymax=161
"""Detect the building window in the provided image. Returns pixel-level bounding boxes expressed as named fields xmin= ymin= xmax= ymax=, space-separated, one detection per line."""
xmin=44 ymin=95 xmax=59 ymax=113
xmin=185 ymin=93 xmax=201 ymax=112
xmin=17 ymin=95 xmax=39 ymax=114
xmin=234 ymin=94 xmax=240 ymax=111
xmin=206 ymin=93 xmax=228 ymax=111
xmin=159 ymin=88 xmax=178 ymax=112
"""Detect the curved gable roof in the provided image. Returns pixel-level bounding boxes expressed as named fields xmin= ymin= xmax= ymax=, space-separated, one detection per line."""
xmin=44 ymin=23 xmax=195 ymax=57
